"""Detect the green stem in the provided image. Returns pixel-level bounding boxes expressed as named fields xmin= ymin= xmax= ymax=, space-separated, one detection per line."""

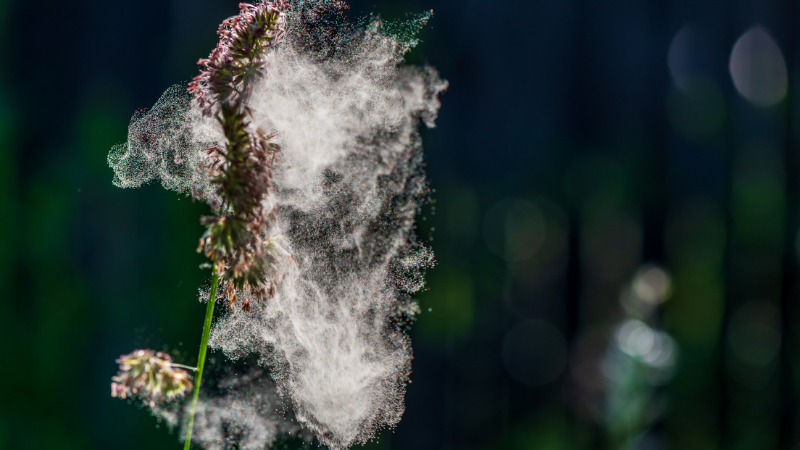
xmin=183 ymin=266 xmax=219 ymax=450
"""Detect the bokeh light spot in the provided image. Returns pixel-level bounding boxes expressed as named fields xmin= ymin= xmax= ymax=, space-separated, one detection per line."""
xmin=639 ymin=331 xmax=677 ymax=370
xmin=632 ymin=265 xmax=671 ymax=305
xmin=615 ymin=319 xmax=654 ymax=358
xmin=668 ymin=25 xmax=701 ymax=92
xmin=729 ymin=25 xmax=788 ymax=107
xmin=620 ymin=265 xmax=672 ymax=319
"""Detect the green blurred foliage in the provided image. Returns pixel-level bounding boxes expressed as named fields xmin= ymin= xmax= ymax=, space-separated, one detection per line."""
xmin=666 ymin=77 xmax=726 ymax=140
xmin=416 ymin=263 xmax=476 ymax=342
xmin=509 ymin=406 xmax=582 ymax=450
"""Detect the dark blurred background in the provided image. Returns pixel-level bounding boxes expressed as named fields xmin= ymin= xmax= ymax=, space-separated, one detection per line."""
xmin=3 ymin=0 xmax=800 ymax=448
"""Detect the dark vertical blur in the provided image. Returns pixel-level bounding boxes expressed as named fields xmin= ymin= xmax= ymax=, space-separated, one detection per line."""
xmin=3 ymin=0 xmax=800 ymax=449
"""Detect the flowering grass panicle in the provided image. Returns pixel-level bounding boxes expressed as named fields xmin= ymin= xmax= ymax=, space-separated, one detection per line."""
xmin=191 ymin=0 xmax=293 ymax=311
xmin=111 ymin=350 xmax=193 ymax=407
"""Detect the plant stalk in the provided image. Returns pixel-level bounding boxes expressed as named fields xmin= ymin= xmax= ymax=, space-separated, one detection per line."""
xmin=171 ymin=363 xmax=198 ymax=372
xmin=183 ymin=267 xmax=219 ymax=450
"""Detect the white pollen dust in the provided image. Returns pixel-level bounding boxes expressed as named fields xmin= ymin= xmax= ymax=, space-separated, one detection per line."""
xmin=109 ymin=2 xmax=446 ymax=448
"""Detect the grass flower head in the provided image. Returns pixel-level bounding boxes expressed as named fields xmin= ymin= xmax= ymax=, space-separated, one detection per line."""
xmin=111 ymin=349 xmax=193 ymax=407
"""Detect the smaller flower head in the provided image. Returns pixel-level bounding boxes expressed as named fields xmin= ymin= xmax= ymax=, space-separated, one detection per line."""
xmin=111 ymin=349 xmax=193 ymax=407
